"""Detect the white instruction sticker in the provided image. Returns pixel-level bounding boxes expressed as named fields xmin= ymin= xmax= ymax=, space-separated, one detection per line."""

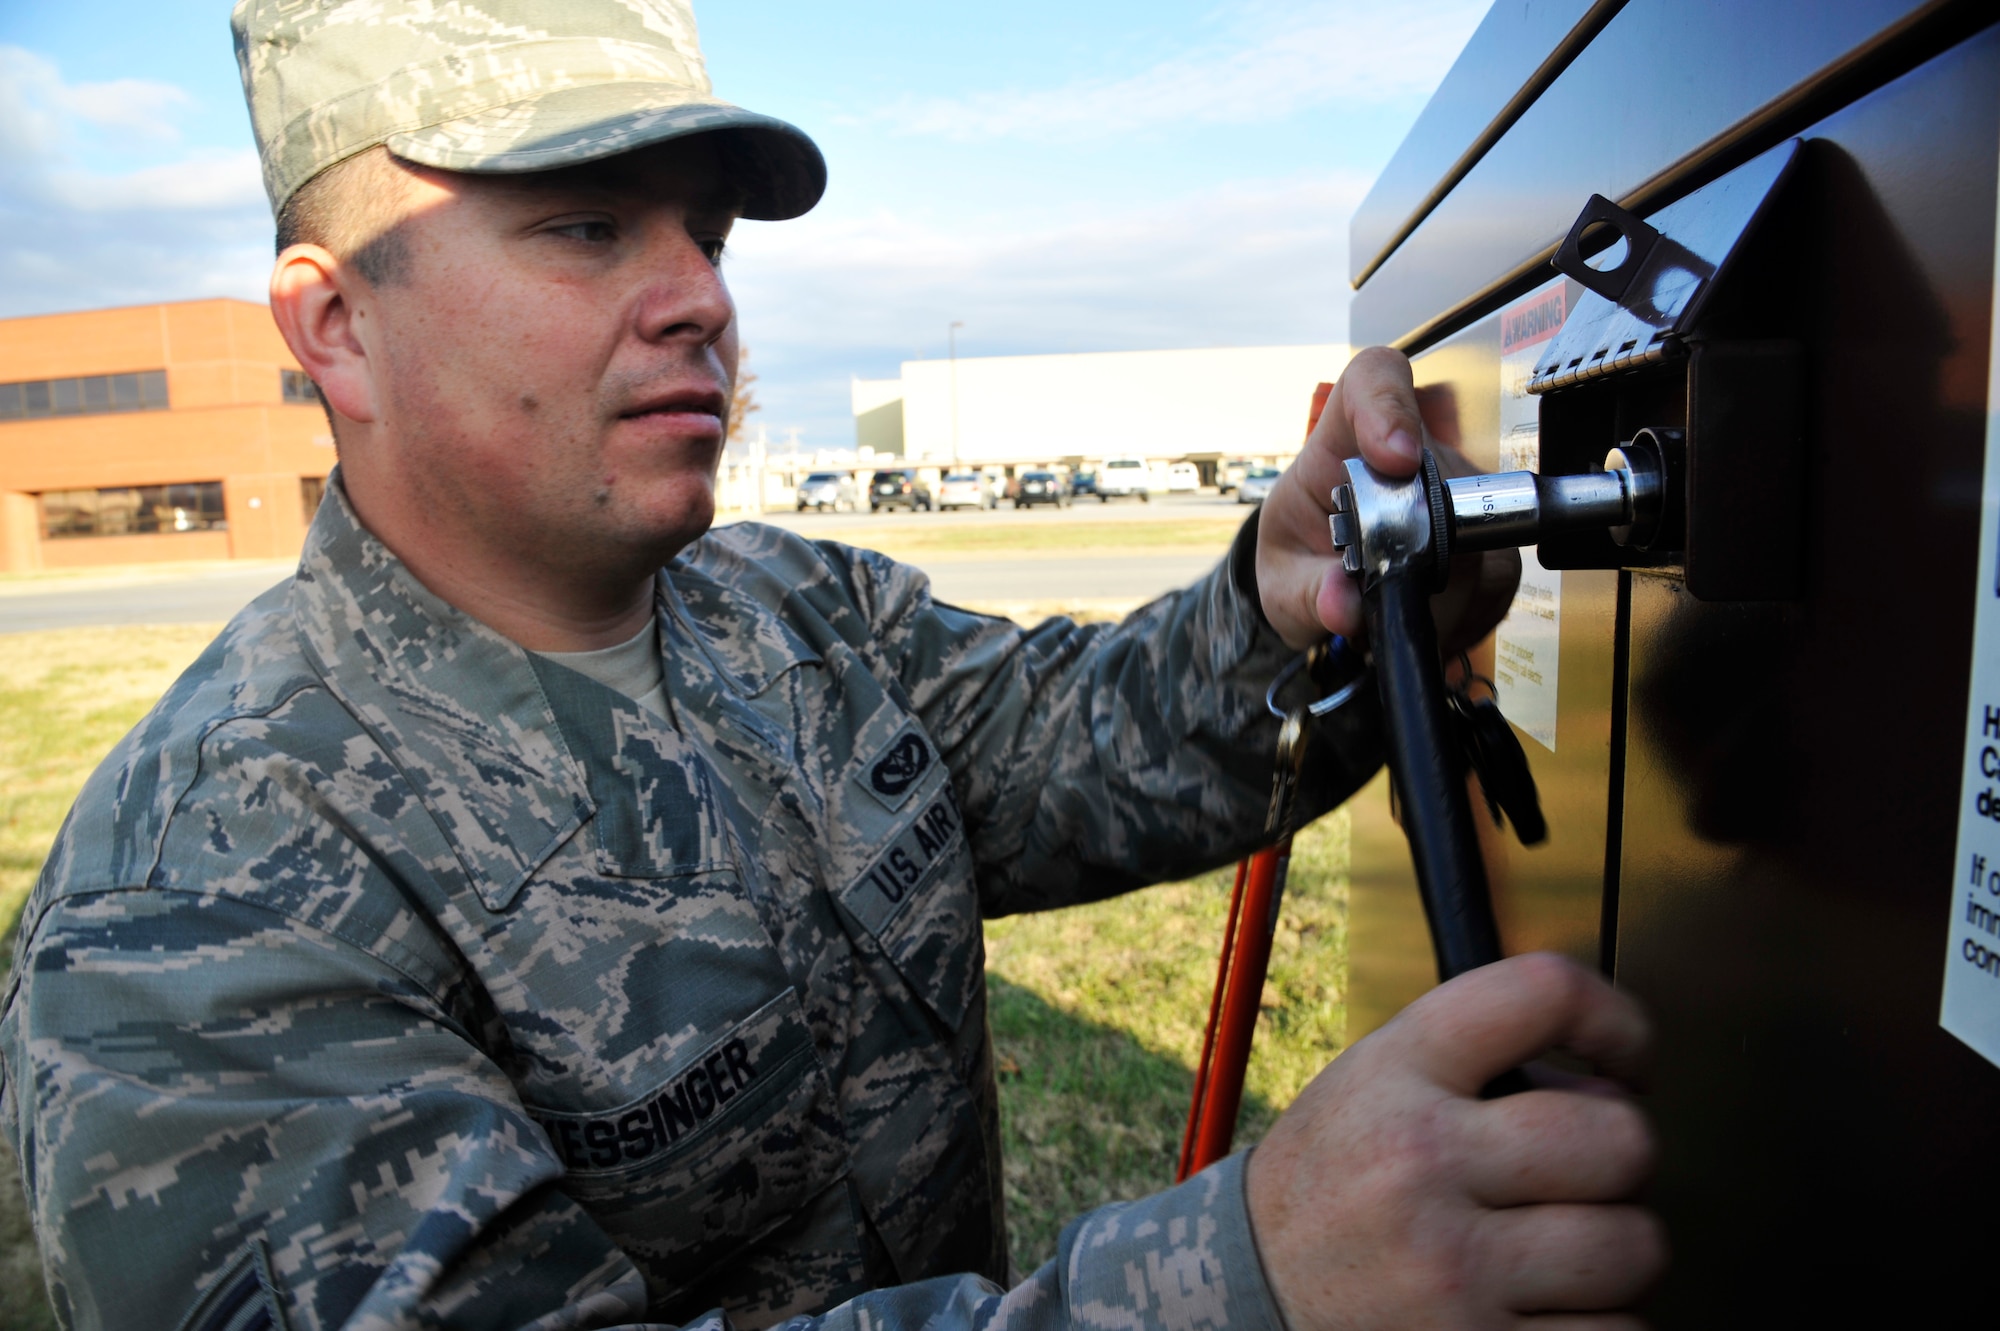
xmin=1492 ymin=281 xmax=1568 ymax=752
xmin=1939 ymin=188 xmax=2000 ymax=1068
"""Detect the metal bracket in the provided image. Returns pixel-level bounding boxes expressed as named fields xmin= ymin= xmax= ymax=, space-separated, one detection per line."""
xmin=1554 ymin=194 xmax=1662 ymax=305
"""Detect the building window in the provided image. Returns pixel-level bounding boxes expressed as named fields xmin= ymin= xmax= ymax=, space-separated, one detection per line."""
xmin=301 ymin=475 xmax=327 ymax=524
xmin=0 ymin=370 xmax=168 ymax=421
xmin=41 ymin=481 xmax=228 ymax=539
xmin=281 ymin=369 xmax=321 ymax=405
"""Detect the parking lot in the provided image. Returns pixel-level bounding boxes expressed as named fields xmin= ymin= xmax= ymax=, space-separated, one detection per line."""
xmin=731 ymin=488 xmax=1249 ymax=611
xmin=754 ymin=487 xmax=1255 ymax=531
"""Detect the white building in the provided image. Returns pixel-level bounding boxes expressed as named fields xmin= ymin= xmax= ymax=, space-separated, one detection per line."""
xmin=851 ymin=344 xmax=1349 ymax=480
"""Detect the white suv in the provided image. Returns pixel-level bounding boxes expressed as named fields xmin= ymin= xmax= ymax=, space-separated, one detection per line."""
xmin=1097 ymin=457 xmax=1153 ymax=502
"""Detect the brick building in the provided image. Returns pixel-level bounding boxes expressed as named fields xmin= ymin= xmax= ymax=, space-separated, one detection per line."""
xmin=0 ymin=298 xmax=333 ymax=572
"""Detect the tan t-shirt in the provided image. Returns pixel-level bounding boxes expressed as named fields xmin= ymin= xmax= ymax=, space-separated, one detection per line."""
xmin=537 ymin=621 xmax=668 ymax=719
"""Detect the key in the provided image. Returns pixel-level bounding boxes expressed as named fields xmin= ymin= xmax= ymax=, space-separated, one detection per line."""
xmin=1265 ymin=707 xmax=1312 ymax=837
xmin=1453 ymin=695 xmax=1548 ymax=846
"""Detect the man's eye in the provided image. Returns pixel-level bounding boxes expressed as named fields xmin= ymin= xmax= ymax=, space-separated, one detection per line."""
xmin=699 ymin=238 xmax=728 ymax=265
xmin=550 ymin=220 xmax=616 ymax=243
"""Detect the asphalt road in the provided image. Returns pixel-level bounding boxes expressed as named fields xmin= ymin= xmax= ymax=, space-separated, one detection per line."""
xmin=0 ymin=565 xmax=296 ymax=633
xmin=0 ymin=492 xmax=1249 ymax=632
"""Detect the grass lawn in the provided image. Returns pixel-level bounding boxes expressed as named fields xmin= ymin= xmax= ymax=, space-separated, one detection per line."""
xmin=0 ymin=606 xmax=1348 ymax=1328
xmin=985 ymin=814 xmax=1349 ymax=1271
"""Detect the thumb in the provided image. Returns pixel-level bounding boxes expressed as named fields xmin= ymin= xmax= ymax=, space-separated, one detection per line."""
xmin=1385 ymin=953 xmax=1652 ymax=1097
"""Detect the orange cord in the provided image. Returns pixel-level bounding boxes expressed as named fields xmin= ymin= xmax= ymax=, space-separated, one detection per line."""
xmin=1178 ymin=840 xmax=1291 ymax=1179
xmin=1179 ymin=858 xmax=1249 ymax=1181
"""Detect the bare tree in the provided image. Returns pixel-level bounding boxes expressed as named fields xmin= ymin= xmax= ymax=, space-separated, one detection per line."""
xmin=728 ymin=346 xmax=760 ymax=443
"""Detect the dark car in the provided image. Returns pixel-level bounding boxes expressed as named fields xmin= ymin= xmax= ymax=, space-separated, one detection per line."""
xmin=1013 ymin=470 xmax=1071 ymax=509
xmin=869 ymin=468 xmax=933 ymax=512
xmin=1069 ymin=471 xmax=1099 ymax=500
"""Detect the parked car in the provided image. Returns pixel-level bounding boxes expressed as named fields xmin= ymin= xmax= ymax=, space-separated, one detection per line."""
xmin=870 ymin=468 xmax=933 ymax=511
xmin=1070 ymin=470 xmax=1100 ymax=500
xmin=1236 ymin=466 xmax=1281 ymax=504
xmin=795 ymin=470 xmax=858 ymax=511
xmin=1013 ymin=470 xmax=1070 ymax=508
xmin=1096 ymin=457 xmax=1152 ymax=502
xmin=937 ymin=472 xmax=994 ymax=511
xmin=1219 ymin=457 xmax=1257 ymax=492
xmin=1166 ymin=461 xmax=1200 ymax=492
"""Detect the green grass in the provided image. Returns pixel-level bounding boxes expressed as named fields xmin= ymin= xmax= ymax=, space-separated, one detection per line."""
xmin=0 ymin=614 xmax=1349 ymax=1326
xmin=0 ymin=624 xmax=224 ymax=1331
xmin=986 ymin=814 xmax=1350 ymax=1272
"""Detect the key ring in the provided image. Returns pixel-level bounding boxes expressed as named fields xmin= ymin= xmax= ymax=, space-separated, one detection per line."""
xmin=1443 ymin=650 xmax=1498 ymax=714
xmin=1265 ymin=635 xmax=1370 ymax=721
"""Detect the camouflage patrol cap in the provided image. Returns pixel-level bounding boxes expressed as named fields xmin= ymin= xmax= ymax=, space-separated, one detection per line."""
xmin=232 ymin=0 xmax=826 ymax=222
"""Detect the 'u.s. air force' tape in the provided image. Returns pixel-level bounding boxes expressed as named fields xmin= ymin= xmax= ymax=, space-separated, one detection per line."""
xmin=843 ymin=787 xmax=967 ymax=937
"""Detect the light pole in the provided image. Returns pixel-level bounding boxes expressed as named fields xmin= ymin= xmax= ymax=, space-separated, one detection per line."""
xmin=948 ymin=320 xmax=964 ymax=469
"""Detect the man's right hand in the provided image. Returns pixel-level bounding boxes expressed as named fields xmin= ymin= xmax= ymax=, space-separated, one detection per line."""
xmin=1245 ymin=953 xmax=1666 ymax=1329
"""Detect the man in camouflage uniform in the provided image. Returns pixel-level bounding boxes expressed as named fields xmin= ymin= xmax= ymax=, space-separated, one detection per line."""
xmin=0 ymin=3 xmax=1666 ymax=1329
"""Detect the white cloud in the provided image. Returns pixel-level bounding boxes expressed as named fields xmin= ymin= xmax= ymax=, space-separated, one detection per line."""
xmin=867 ymin=0 xmax=1486 ymax=140
xmin=0 ymin=46 xmax=271 ymax=318
xmin=43 ymin=148 xmax=265 ymax=213
xmin=0 ymin=47 xmax=195 ymax=145
xmin=723 ymin=169 xmax=1370 ymax=446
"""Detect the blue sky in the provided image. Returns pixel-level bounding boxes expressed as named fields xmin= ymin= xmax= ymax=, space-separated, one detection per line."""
xmin=0 ymin=1 xmax=1486 ymax=446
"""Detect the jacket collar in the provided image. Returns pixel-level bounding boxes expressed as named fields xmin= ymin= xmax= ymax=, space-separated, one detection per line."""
xmin=288 ymin=474 xmax=824 ymax=909
xmin=290 ymin=474 xmax=592 ymax=911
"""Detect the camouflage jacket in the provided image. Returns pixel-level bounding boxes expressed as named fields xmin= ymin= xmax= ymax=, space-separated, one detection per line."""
xmin=1 ymin=480 xmax=1379 ymax=1331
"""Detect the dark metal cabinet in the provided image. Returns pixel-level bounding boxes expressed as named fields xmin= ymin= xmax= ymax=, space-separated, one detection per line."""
xmin=1343 ymin=2 xmax=2000 ymax=1317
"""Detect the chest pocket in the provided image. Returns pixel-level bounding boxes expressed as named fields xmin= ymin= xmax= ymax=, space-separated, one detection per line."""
xmin=514 ymin=659 xmax=854 ymax=1311
xmin=527 ymin=991 xmax=849 ymax=1310
xmin=825 ymin=720 xmax=982 ymax=1032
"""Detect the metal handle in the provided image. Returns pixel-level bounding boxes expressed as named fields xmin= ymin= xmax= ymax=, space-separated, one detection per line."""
xmin=1365 ymin=569 xmax=1506 ymax=981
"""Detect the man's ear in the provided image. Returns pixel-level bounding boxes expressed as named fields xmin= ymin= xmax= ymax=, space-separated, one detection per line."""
xmin=270 ymin=245 xmax=378 ymax=429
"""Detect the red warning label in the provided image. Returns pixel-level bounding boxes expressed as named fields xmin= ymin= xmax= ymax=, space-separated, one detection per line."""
xmin=1500 ymin=285 xmax=1568 ymax=355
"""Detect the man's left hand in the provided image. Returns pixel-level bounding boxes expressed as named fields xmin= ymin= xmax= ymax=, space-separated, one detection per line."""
xmin=1255 ymin=346 xmax=1521 ymax=651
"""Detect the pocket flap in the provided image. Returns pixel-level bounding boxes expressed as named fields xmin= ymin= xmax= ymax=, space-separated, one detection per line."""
xmin=529 ymin=994 xmax=849 ymax=1306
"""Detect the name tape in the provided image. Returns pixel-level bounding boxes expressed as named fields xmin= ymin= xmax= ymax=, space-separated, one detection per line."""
xmin=533 ymin=1037 xmax=763 ymax=1173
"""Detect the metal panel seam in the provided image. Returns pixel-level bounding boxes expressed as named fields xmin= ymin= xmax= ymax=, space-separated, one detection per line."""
xmin=1352 ymin=0 xmax=1630 ymax=291
xmin=1380 ymin=0 xmax=1993 ymax=357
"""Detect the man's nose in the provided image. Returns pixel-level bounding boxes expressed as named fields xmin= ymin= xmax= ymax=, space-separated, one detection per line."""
xmin=633 ymin=228 xmax=735 ymax=345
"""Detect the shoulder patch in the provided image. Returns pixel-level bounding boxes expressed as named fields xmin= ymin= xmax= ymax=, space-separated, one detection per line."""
xmin=862 ymin=727 xmax=933 ymax=810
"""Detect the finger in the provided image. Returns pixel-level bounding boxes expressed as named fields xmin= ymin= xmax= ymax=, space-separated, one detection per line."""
xmin=1483 ymin=1203 xmax=1668 ymax=1312
xmin=1519 ymin=1062 xmax=1637 ymax=1098
xmin=1459 ymin=1089 xmax=1656 ymax=1206
xmin=1389 ymin=953 xmax=1653 ymax=1096
xmin=1290 ymin=347 xmax=1423 ymax=512
xmin=1337 ymin=346 xmax=1425 ymax=475
xmin=1313 ymin=558 xmax=1365 ymax=644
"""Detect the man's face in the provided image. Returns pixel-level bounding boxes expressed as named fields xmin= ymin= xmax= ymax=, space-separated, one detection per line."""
xmin=353 ymin=137 xmax=741 ymax=578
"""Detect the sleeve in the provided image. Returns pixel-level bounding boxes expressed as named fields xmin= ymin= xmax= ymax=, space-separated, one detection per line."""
xmin=841 ymin=510 xmax=1384 ymax=915
xmin=801 ymin=1154 xmax=1285 ymax=1331
xmin=2 ymin=889 xmax=1284 ymax=1331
